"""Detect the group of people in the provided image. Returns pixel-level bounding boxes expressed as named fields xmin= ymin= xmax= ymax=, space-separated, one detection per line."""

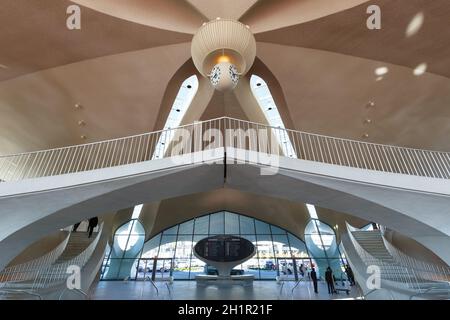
xmin=308 ymin=264 xmax=355 ymax=294
xmin=72 ymin=216 xmax=98 ymax=238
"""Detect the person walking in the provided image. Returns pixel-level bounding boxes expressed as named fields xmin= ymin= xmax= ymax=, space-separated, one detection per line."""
xmin=345 ymin=265 xmax=355 ymax=286
xmin=310 ymin=267 xmax=318 ymax=294
xmin=299 ymin=263 xmax=305 ymax=277
xmin=72 ymin=221 xmax=81 ymax=232
xmin=87 ymin=217 xmax=98 ymax=238
xmin=325 ymin=267 xmax=335 ymax=294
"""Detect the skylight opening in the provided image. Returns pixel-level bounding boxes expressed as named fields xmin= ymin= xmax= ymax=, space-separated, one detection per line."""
xmin=152 ymin=75 xmax=199 ymax=159
xmin=250 ymin=75 xmax=296 ymax=158
xmin=306 ymin=203 xmax=318 ymax=220
xmin=132 ymin=204 xmax=143 ymax=220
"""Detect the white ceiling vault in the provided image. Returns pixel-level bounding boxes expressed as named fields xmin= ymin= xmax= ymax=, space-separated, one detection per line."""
xmin=0 ymin=0 xmax=449 ymax=156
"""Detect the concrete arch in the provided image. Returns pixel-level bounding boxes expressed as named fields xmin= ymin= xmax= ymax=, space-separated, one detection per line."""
xmin=1 ymin=150 xmax=450 ymax=270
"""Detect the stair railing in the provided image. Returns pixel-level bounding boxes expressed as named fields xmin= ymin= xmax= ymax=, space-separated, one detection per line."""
xmin=32 ymin=222 xmax=104 ymax=290
xmin=345 ymin=223 xmax=420 ymax=290
xmin=381 ymin=236 xmax=450 ymax=283
xmin=0 ymin=230 xmax=70 ymax=285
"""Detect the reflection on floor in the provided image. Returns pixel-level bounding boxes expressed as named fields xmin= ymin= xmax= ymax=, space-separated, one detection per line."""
xmin=90 ymin=280 xmax=361 ymax=300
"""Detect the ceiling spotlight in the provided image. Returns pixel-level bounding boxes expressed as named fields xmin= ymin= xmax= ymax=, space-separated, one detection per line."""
xmin=78 ymin=120 xmax=86 ymax=126
xmin=364 ymin=119 xmax=372 ymax=124
xmin=406 ymin=12 xmax=424 ymax=38
xmin=74 ymin=103 xmax=82 ymax=109
xmin=375 ymin=67 xmax=389 ymax=76
xmin=367 ymin=101 xmax=375 ymax=108
xmin=362 ymin=133 xmax=369 ymax=138
xmin=413 ymin=63 xmax=427 ymax=76
xmin=80 ymin=135 xmax=87 ymax=140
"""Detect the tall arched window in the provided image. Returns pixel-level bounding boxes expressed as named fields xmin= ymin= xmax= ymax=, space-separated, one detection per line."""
xmin=250 ymin=75 xmax=296 ymax=158
xmin=152 ymin=75 xmax=199 ymax=159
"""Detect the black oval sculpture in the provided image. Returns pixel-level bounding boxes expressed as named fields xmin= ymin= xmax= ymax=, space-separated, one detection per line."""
xmin=194 ymin=235 xmax=255 ymax=262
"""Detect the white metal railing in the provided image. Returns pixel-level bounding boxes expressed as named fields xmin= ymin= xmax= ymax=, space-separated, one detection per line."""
xmin=381 ymin=236 xmax=450 ymax=283
xmin=346 ymin=223 xmax=419 ymax=288
xmin=30 ymin=222 xmax=104 ymax=290
xmin=0 ymin=231 xmax=70 ymax=284
xmin=346 ymin=223 xmax=450 ymax=295
xmin=1 ymin=117 xmax=450 ymax=182
xmin=0 ymin=222 xmax=103 ymax=291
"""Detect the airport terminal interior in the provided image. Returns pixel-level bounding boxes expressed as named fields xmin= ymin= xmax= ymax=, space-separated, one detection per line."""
xmin=0 ymin=0 xmax=450 ymax=300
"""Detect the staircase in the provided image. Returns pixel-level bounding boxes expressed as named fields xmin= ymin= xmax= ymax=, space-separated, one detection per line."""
xmin=55 ymin=232 xmax=96 ymax=262
xmin=350 ymin=229 xmax=450 ymax=300
xmin=0 ymin=226 xmax=102 ymax=299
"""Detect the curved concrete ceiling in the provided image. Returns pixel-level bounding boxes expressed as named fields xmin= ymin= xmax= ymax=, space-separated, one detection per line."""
xmin=0 ymin=0 xmax=192 ymax=82
xmin=186 ymin=0 xmax=259 ymax=20
xmin=70 ymin=0 xmax=207 ymax=33
xmin=1 ymin=0 xmax=450 ymax=156
xmin=255 ymin=0 xmax=450 ymax=78
xmin=256 ymin=43 xmax=450 ymax=151
xmin=241 ymin=0 xmax=370 ymax=33
xmin=0 ymin=43 xmax=191 ymax=154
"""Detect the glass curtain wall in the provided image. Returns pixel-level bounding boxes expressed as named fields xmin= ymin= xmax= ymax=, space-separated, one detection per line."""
xmin=101 ymin=211 xmax=313 ymax=280
xmin=100 ymin=211 xmax=346 ymax=281
xmin=100 ymin=219 xmax=146 ymax=280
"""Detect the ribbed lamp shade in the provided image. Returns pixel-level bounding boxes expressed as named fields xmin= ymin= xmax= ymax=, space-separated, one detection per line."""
xmin=191 ymin=19 xmax=256 ymax=77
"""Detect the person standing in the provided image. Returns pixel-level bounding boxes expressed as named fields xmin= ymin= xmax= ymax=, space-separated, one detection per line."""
xmin=310 ymin=267 xmax=318 ymax=294
xmin=87 ymin=217 xmax=98 ymax=238
xmin=325 ymin=267 xmax=335 ymax=294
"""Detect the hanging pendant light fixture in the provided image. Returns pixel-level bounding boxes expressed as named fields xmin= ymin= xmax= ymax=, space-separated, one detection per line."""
xmin=191 ymin=18 xmax=256 ymax=92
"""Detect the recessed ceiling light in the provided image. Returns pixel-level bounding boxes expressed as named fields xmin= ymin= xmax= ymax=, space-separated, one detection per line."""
xmin=367 ymin=101 xmax=375 ymax=108
xmin=78 ymin=120 xmax=86 ymax=126
xmin=406 ymin=12 xmax=424 ymax=38
xmin=80 ymin=135 xmax=87 ymax=140
xmin=75 ymin=103 xmax=82 ymax=109
xmin=413 ymin=63 xmax=427 ymax=76
xmin=375 ymin=67 xmax=389 ymax=76
xmin=362 ymin=133 xmax=369 ymax=138
xmin=364 ymin=119 xmax=372 ymax=124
